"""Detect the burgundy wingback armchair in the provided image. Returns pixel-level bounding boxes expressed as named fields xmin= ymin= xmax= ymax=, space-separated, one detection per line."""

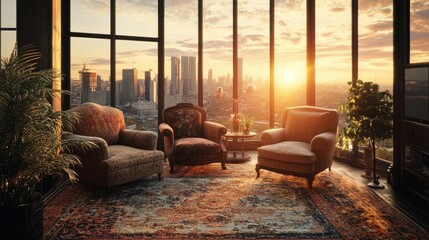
xmin=159 ymin=103 xmax=228 ymax=173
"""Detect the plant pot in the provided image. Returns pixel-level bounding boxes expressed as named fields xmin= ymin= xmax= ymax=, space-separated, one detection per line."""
xmin=0 ymin=193 xmax=43 ymax=240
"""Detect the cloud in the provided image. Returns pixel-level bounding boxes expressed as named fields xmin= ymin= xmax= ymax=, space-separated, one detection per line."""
xmin=280 ymin=32 xmax=303 ymax=45
xmin=359 ymin=0 xmax=392 ymax=17
xmin=330 ymin=7 xmax=344 ymax=13
xmin=366 ymin=21 xmax=393 ymax=33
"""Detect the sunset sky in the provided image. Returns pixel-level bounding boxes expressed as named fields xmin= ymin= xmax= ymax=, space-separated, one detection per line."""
xmin=1 ymin=1 xmax=428 ymax=89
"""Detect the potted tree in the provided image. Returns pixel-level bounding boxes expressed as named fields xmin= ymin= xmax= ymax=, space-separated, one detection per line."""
xmin=0 ymin=47 xmax=92 ymax=239
xmin=339 ymin=79 xmax=393 ymax=189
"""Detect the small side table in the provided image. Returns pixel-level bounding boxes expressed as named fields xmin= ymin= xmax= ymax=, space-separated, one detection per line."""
xmin=224 ymin=131 xmax=256 ymax=163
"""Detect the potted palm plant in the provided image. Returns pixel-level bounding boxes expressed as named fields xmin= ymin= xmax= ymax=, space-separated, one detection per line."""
xmin=0 ymin=47 xmax=92 ymax=239
xmin=339 ymin=79 xmax=393 ymax=189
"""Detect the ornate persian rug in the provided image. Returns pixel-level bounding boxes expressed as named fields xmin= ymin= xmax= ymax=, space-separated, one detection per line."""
xmin=43 ymin=160 xmax=427 ymax=239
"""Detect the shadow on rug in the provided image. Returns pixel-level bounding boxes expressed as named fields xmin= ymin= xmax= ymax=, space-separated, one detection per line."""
xmin=43 ymin=162 xmax=427 ymax=239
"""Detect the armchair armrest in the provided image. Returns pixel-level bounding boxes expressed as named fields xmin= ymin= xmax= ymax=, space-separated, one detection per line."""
xmin=119 ymin=129 xmax=158 ymax=150
xmin=310 ymin=132 xmax=337 ymax=172
xmin=203 ymin=121 xmax=227 ymax=143
xmin=260 ymin=128 xmax=285 ymax=145
xmin=62 ymin=133 xmax=109 ymax=161
xmin=159 ymin=123 xmax=174 ymax=157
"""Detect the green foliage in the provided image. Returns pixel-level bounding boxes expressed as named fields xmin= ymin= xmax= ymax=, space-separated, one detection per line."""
xmin=0 ymin=47 xmax=92 ymax=207
xmin=339 ymin=79 xmax=393 ymax=146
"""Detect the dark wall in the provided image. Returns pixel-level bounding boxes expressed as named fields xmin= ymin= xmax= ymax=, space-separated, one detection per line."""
xmin=17 ymin=0 xmax=53 ymax=70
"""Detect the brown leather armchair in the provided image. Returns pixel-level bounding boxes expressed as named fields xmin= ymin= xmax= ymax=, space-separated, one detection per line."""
xmin=256 ymin=106 xmax=339 ymax=187
xmin=159 ymin=103 xmax=228 ymax=173
xmin=63 ymin=102 xmax=165 ymax=187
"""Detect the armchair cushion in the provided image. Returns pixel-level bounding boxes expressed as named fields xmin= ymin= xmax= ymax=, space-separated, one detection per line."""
xmin=257 ymin=141 xmax=316 ymax=164
xmin=174 ymin=137 xmax=221 ymax=155
xmin=283 ymin=110 xmax=329 ymax=143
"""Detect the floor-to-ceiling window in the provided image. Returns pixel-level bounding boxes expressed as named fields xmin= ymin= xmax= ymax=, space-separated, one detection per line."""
xmin=165 ymin=0 xmax=198 ymax=108
xmin=66 ymin=0 xmax=160 ymax=132
xmin=274 ymin=0 xmax=307 ymax=126
xmin=0 ymin=1 xmax=16 ymax=59
xmin=315 ymin=0 xmax=351 ymax=110
xmin=203 ymin=0 xmax=233 ymax=130
xmin=358 ymin=0 xmax=394 ymax=161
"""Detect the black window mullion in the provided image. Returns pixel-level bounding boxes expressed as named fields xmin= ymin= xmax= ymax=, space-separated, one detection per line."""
xmin=110 ymin=0 xmax=116 ymax=107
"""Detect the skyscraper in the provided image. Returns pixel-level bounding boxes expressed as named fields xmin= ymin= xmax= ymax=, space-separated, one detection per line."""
xmin=79 ymin=64 xmax=97 ymax=104
xmin=189 ymin=56 xmax=197 ymax=94
xmin=171 ymin=57 xmax=180 ymax=95
xmin=181 ymin=56 xmax=189 ymax=96
xmin=208 ymin=68 xmax=213 ymax=90
xmin=121 ymin=68 xmax=138 ymax=105
xmin=144 ymin=70 xmax=151 ymax=101
xmin=238 ymin=57 xmax=243 ymax=95
xmin=181 ymin=56 xmax=196 ymax=96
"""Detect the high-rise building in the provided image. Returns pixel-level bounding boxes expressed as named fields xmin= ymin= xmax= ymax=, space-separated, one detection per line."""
xmin=238 ymin=57 xmax=243 ymax=95
xmin=189 ymin=56 xmax=197 ymax=94
xmin=181 ymin=56 xmax=197 ymax=96
xmin=208 ymin=68 xmax=213 ymax=90
xmin=121 ymin=68 xmax=138 ymax=105
xmin=79 ymin=64 xmax=97 ymax=104
xmin=171 ymin=57 xmax=180 ymax=95
xmin=145 ymin=70 xmax=151 ymax=101
xmin=181 ymin=56 xmax=189 ymax=96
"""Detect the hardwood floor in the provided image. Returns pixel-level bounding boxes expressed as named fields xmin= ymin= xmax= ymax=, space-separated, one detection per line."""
xmin=245 ymin=151 xmax=429 ymax=231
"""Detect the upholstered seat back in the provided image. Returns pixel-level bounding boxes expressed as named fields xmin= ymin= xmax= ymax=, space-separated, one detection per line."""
xmin=280 ymin=106 xmax=338 ymax=143
xmin=66 ymin=102 xmax=126 ymax=145
xmin=162 ymin=103 xmax=206 ymax=139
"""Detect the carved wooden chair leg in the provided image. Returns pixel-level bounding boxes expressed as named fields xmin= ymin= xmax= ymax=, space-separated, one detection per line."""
xmin=170 ymin=165 xmax=175 ymax=174
xmin=158 ymin=172 xmax=163 ymax=181
xmin=255 ymin=165 xmax=261 ymax=179
xmin=221 ymin=161 xmax=227 ymax=170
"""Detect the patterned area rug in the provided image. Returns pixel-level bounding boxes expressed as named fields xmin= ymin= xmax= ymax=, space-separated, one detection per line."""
xmin=44 ymin=160 xmax=427 ymax=239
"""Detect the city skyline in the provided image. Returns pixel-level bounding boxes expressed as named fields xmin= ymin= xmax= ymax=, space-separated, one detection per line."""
xmin=66 ymin=0 xmax=400 ymax=87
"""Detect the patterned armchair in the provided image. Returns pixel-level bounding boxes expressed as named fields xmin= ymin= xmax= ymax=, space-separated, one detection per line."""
xmin=63 ymin=102 xmax=165 ymax=187
xmin=159 ymin=103 xmax=228 ymax=173
xmin=256 ymin=106 xmax=338 ymax=187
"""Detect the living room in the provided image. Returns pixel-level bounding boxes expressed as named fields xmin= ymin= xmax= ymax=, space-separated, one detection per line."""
xmin=1 ymin=0 xmax=429 ymax=239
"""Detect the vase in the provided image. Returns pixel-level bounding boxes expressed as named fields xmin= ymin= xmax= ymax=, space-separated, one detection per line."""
xmin=232 ymin=122 xmax=240 ymax=132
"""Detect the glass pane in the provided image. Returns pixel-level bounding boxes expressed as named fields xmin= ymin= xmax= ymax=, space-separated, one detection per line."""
xmin=71 ymin=0 xmax=110 ymax=34
xmin=117 ymin=0 xmax=158 ymax=37
xmin=404 ymin=67 xmax=429 ymax=122
xmin=315 ymin=0 xmax=351 ymax=109
xmin=275 ymin=0 xmax=306 ymax=126
xmin=358 ymin=0 xmax=393 ymax=92
xmin=116 ymin=40 xmax=158 ymax=132
xmin=1 ymin=31 xmax=16 ymax=59
xmin=165 ymin=0 xmax=198 ymax=107
xmin=410 ymin=0 xmax=429 ymax=63
xmin=70 ymin=38 xmax=110 ymax=108
xmin=203 ymin=0 xmax=233 ymax=129
xmin=1 ymin=1 xmax=16 ymax=28
xmin=358 ymin=0 xmax=394 ymax=161
xmin=238 ymin=1 xmax=269 ymax=139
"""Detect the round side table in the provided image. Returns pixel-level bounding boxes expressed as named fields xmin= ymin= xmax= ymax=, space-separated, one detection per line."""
xmin=224 ymin=131 xmax=256 ymax=163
